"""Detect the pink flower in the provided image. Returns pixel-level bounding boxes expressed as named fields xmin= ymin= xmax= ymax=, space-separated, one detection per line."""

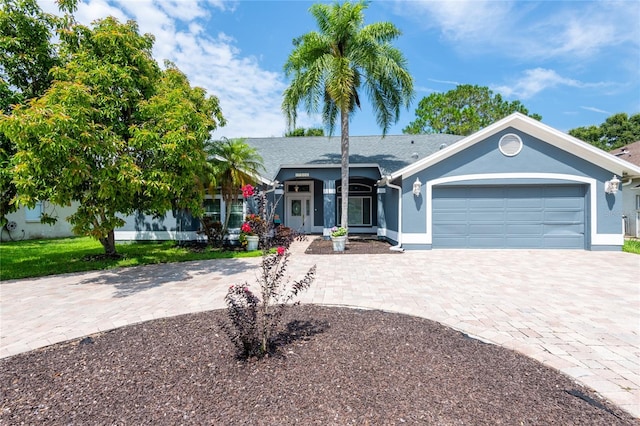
xmin=241 ymin=223 xmax=252 ymax=233
xmin=241 ymin=184 xmax=254 ymax=198
xmin=277 ymin=246 xmax=285 ymax=256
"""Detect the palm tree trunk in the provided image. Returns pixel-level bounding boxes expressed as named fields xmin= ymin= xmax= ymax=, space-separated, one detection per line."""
xmin=340 ymin=107 xmax=349 ymax=229
xmin=222 ymin=195 xmax=233 ymax=238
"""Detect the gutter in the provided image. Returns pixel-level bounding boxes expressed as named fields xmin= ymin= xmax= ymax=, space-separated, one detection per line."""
xmin=380 ymin=176 xmax=404 ymax=252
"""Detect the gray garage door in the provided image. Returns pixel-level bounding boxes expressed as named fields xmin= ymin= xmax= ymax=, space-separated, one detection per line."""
xmin=432 ymin=185 xmax=585 ymax=249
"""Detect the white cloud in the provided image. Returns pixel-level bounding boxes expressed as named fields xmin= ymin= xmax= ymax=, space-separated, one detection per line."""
xmin=393 ymin=0 xmax=639 ymax=62
xmin=580 ymin=106 xmax=611 ymax=115
xmin=37 ymin=0 xmax=289 ymax=138
xmin=492 ymin=68 xmax=611 ymax=99
xmin=427 ymin=78 xmax=460 ymax=86
xmin=74 ymin=0 xmax=127 ymax=23
xmin=393 ymin=0 xmax=513 ymax=42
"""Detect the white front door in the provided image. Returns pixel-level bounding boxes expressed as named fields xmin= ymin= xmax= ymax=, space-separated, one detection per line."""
xmin=286 ymin=196 xmax=312 ymax=233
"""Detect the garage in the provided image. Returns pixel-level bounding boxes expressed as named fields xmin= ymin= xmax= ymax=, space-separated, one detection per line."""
xmin=432 ymin=184 xmax=586 ymax=249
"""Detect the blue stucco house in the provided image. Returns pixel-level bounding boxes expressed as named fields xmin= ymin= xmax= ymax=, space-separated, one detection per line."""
xmin=115 ymin=113 xmax=640 ymax=250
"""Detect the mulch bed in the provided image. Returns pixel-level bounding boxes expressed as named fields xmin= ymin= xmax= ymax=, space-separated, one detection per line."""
xmin=1 ymin=305 xmax=635 ymax=425
xmin=305 ymin=236 xmax=402 ymax=254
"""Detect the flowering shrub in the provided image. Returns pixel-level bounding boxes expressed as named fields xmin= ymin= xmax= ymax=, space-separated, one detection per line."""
xmin=222 ymin=187 xmax=313 ymax=358
xmin=330 ymin=226 xmax=348 ymax=237
xmin=223 ymin=247 xmax=316 ymax=358
xmin=241 ymin=184 xmax=255 ymax=199
xmin=239 ymin=213 xmax=266 ymax=247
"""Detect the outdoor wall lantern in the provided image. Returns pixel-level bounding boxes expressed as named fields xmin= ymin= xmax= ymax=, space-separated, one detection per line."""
xmin=413 ymin=177 xmax=422 ymax=197
xmin=604 ymin=175 xmax=621 ymax=194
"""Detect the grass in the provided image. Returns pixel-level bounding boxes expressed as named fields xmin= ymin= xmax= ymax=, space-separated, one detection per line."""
xmin=0 ymin=237 xmax=263 ymax=281
xmin=623 ymin=238 xmax=640 ymax=254
xmin=3 ymin=237 xmax=638 ymax=281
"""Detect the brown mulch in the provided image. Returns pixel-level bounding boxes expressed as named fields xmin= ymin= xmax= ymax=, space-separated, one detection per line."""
xmin=305 ymin=236 xmax=402 ymax=254
xmin=1 ymin=305 xmax=635 ymax=425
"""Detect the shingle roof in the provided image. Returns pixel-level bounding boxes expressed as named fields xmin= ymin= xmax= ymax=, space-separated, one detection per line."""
xmin=610 ymin=141 xmax=640 ymax=168
xmin=244 ymin=134 xmax=465 ymax=180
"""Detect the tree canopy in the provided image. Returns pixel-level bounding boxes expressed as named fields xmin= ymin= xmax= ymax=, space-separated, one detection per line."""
xmin=0 ymin=0 xmax=63 ymax=226
xmin=282 ymin=0 xmax=413 ymax=228
xmin=568 ymin=113 xmax=640 ymax=151
xmin=403 ymin=84 xmax=542 ymax=136
xmin=1 ymin=16 xmax=225 ymax=255
xmin=285 ymin=127 xmax=324 ymax=137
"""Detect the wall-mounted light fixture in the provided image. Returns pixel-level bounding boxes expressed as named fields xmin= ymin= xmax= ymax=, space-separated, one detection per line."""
xmin=604 ymin=175 xmax=621 ymax=194
xmin=412 ymin=177 xmax=421 ymax=197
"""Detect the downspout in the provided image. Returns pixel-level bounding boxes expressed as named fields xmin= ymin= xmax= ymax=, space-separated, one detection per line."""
xmin=385 ymin=178 xmax=404 ymax=252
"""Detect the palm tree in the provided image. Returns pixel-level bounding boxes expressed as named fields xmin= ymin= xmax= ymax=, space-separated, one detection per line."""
xmin=282 ymin=0 xmax=413 ymax=228
xmin=205 ymin=137 xmax=264 ymax=236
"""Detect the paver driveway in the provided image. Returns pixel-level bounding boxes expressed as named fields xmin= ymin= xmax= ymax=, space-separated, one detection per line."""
xmin=1 ymin=240 xmax=639 ymax=417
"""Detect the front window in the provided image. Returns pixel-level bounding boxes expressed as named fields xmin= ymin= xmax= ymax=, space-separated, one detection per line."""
xmin=337 ymin=197 xmax=372 ymax=226
xmin=228 ymin=200 xmax=244 ymax=229
xmin=203 ymin=198 xmax=221 ymax=222
xmin=203 ymin=197 xmax=244 ymax=229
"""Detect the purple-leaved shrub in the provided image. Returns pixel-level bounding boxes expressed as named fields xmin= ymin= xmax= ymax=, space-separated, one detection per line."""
xmin=222 ymin=186 xmax=315 ymax=358
xmin=223 ymin=247 xmax=316 ymax=358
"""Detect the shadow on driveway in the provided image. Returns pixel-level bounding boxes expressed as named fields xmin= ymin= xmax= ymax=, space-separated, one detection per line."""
xmin=76 ymin=258 xmax=258 ymax=298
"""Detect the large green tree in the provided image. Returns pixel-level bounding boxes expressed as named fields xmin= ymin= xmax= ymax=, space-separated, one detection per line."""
xmin=0 ymin=0 xmax=62 ymax=226
xmin=282 ymin=0 xmax=413 ymax=228
xmin=285 ymin=127 xmax=324 ymax=137
xmin=569 ymin=113 xmax=640 ymax=151
xmin=1 ymin=17 xmax=225 ymax=255
xmin=403 ymin=84 xmax=542 ymax=136
xmin=205 ymin=137 xmax=264 ymax=236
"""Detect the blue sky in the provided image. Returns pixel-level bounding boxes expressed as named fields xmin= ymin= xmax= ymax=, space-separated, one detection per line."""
xmin=39 ymin=0 xmax=640 ymax=139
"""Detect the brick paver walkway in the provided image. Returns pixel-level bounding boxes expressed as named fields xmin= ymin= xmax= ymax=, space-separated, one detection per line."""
xmin=1 ymin=240 xmax=639 ymax=417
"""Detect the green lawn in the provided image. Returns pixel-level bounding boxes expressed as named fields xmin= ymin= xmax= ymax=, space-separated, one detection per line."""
xmin=623 ymin=238 xmax=640 ymax=254
xmin=0 ymin=237 xmax=263 ymax=281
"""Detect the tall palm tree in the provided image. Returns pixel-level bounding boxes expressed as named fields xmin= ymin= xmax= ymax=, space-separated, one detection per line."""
xmin=205 ymin=137 xmax=264 ymax=236
xmin=282 ymin=0 xmax=413 ymax=228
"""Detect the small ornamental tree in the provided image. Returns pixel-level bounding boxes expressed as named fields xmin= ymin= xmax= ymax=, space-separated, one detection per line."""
xmin=223 ymin=183 xmax=314 ymax=358
xmin=223 ymin=247 xmax=316 ymax=358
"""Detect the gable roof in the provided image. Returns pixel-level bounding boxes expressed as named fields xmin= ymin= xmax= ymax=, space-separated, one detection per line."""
xmin=386 ymin=113 xmax=640 ymax=181
xmin=244 ymin=133 xmax=464 ymax=181
xmin=610 ymin=141 xmax=640 ymax=168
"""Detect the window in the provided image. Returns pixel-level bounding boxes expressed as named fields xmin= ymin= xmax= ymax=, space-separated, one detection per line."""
xmin=337 ymin=183 xmax=372 ymax=194
xmin=203 ymin=197 xmax=244 ymax=228
xmin=203 ymin=199 xmax=221 ymax=222
xmin=25 ymin=201 xmax=43 ymax=222
xmin=636 ymin=195 xmax=640 ymax=210
xmin=228 ymin=200 xmax=244 ymax=229
xmin=287 ymin=184 xmax=310 ymax=193
xmin=337 ymin=197 xmax=372 ymax=226
xmin=498 ymin=133 xmax=523 ymax=156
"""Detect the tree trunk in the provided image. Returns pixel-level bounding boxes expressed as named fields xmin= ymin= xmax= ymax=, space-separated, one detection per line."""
xmin=99 ymin=229 xmax=117 ymax=256
xmin=340 ymin=108 xmax=349 ymax=229
xmin=222 ymin=195 xmax=233 ymax=238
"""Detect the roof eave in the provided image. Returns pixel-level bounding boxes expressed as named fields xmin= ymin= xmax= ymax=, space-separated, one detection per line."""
xmin=390 ymin=113 xmax=640 ymax=180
